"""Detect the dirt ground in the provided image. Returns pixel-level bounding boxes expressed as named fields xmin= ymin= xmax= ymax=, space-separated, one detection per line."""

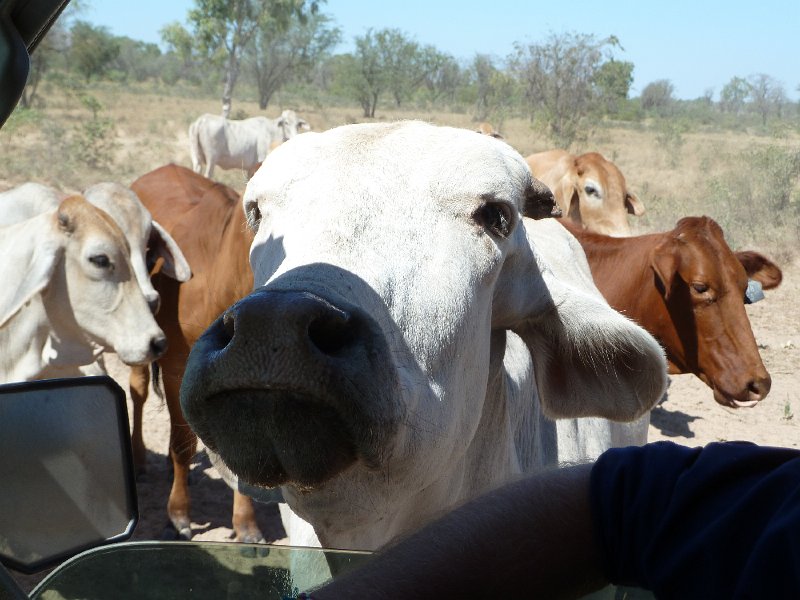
xmin=11 ymin=259 xmax=799 ymax=594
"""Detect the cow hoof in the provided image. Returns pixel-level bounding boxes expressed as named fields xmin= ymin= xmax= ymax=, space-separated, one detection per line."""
xmin=161 ymin=521 xmax=192 ymax=541
xmin=237 ymin=531 xmax=266 ymax=545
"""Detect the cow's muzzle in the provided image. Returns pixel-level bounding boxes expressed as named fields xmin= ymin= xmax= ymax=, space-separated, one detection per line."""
xmin=181 ymin=288 xmax=399 ymax=488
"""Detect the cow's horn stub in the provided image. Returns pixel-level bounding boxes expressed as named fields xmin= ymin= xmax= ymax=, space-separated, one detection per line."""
xmin=524 ymin=178 xmax=560 ymax=219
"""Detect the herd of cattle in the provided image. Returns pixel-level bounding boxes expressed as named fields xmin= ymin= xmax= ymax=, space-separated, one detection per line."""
xmin=0 ymin=113 xmax=783 ymax=554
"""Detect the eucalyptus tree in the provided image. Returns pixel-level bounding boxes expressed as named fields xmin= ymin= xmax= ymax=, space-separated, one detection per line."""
xmin=245 ymin=12 xmax=340 ymax=109
xmin=509 ymin=32 xmax=625 ymax=147
xmin=187 ymin=0 xmax=320 ymax=116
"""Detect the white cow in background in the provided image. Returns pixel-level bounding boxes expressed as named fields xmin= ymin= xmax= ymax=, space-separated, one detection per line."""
xmin=180 ymin=121 xmax=669 ymax=552
xmin=0 ymin=195 xmax=167 ymax=382
xmin=188 ymin=109 xmax=310 ymax=179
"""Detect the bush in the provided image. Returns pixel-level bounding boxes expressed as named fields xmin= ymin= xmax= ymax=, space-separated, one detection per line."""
xmin=70 ymin=94 xmax=117 ymax=170
xmin=705 ymin=145 xmax=800 ymax=260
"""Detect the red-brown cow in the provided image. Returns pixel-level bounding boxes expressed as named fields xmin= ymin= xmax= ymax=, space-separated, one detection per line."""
xmin=128 ymin=164 xmax=261 ymax=541
xmin=562 ymin=217 xmax=782 ymax=407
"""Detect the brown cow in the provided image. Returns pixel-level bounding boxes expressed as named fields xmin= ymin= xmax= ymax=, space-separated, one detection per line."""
xmin=128 ymin=164 xmax=261 ymax=541
xmin=562 ymin=217 xmax=781 ymax=408
xmin=526 ymin=150 xmax=643 ymax=236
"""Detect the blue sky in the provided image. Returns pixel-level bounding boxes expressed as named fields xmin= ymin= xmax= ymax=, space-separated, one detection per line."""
xmin=83 ymin=0 xmax=799 ymax=100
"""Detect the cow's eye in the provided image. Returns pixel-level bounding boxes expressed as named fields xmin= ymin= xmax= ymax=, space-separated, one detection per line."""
xmin=89 ymin=254 xmax=111 ymax=269
xmin=474 ymin=202 xmax=513 ymax=238
xmin=245 ymin=201 xmax=262 ymax=231
xmin=692 ymin=282 xmax=709 ymax=294
xmin=585 ymin=184 xmax=599 ymax=196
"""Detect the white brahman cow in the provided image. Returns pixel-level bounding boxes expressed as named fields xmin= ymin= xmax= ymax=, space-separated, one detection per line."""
xmin=180 ymin=121 xmax=668 ymax=553
xmin=188 ymin=109 xmax=310 ymax=179
xmin=0 ymin=195 xmax=168 ymax=382
xmin=0 ymin=181 xmax=191 ymax=312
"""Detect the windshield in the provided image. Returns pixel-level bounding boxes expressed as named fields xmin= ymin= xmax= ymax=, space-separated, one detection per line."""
xmin=31 ymin=541 xmax=369 ymax=600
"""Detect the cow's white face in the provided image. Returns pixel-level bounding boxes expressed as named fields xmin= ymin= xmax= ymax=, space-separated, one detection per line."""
xmin=180 ymin=122 xmax=666 ymax=533
xmin=53 ymin=197 xmax=167 ymax=366
xmin=83 ymin=182 xmax=192 ymax=314
xmin=251 ymin=123 xmax=541 ymax=475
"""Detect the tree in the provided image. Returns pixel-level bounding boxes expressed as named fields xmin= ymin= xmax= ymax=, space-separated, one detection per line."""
xmin=748 ymin=73 xmax=786 ymax=126
xmin=720 ymin=76 xmax=750 ymax=114
xmin=187 ymin=0 xmax=320 ymax=117
xmin=467 ymin=54 xmax=519 ymax=125
xmin=510 ymin=32 xmax=624 ymax=147
xmin=593 ymin=59 xmax=634 ymax=115
xmin=160 ymin=22 xmax=200 ymax=84
xmin=418 ymin=48 xmax=461 ymax=106
xmin=21 ymin=1 xmax=86 ymax=107
xmin=69 ymin=21 xmax=120 ymax=82
xmin=371 ymin=29 xmax=422 ymax=108
xmin=245 ymin=12 xmax=340 ymax=109
xmin=640 ymin=79 xmax=675 ymax=116
xmin=471 ymin=54 xmax=498 ymax=121
xmin=335 ymin=28 xmax=424 ymax=117
xmin=114 ymin=38 xmax=162 ymax=82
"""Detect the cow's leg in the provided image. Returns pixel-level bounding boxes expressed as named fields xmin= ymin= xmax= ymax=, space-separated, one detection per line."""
xmin=164 ymin=372 xmax=196 ymax=540
xmin=232 ymin=490 xmax=265 ymax=543
xmin=129 ymin=364 xmax=151 ymax=476
xmin=204 ymin=163 xmax=214 ymax=179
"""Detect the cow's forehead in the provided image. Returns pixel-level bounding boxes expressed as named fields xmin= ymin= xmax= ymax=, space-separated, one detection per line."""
xmin=246 ymin=121 xmax=532 ymax=213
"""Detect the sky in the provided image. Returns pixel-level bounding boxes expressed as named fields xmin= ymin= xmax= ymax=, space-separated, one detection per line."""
xmin=82 ymin=0 xmax=799 ymax=101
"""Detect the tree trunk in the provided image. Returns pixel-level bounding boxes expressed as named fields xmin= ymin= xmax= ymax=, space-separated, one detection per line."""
xmin=221 ymin=54 xmax=239 ymax=118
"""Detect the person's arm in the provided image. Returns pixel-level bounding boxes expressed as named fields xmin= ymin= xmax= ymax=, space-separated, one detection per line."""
xmin=308 ymin=463 xmax=607 ymax=599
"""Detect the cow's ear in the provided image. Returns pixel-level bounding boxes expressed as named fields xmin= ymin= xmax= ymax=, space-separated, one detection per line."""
xmin=0 ymin=216 xmax=63 ymax=328
xmin=626 ymin=191 xmax=645 ymax=216
xmin=493 ymin=218 xmax=667 ymax=423
xmin=651 ymin=240 xmax=680 ymax=300
xmin=148 ymin=221 xmax=192 ymax=281
xmin=556 ymin=169 xmax=579 ymax=221
xmin=736 ymin=251 xmax=782 ymax=290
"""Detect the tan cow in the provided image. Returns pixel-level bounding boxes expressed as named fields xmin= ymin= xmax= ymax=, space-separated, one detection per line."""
xmin=526 ymin=149 xmax=644 ymax=236
xmin=475 ymin=122 xmax=504 ymax=139
xmin=127 ymin=164 xmax=261 ymax=542
xmin=0 ymin=196 xmax=167 ymax=382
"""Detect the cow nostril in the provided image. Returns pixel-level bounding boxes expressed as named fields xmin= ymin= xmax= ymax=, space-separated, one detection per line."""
xmin=222 ymin=310 xmax=236 ymax=340
xmin=747 ymin=377 xmax=771 ymax=401
xmin=308 ymin=310 xmax=357 ymax=355
xmin=150 ymin=335 xmax=168 ymax=357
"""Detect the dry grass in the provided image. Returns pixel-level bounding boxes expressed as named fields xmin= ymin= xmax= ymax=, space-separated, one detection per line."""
xmin=2 ymin=81 xmax=798 ymax=261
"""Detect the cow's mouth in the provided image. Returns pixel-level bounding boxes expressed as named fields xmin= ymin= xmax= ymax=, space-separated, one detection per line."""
xmin=712 ymin=387 xmax=761 ymax=409
xmin=196 ymin=388 xmax=361 ymax=489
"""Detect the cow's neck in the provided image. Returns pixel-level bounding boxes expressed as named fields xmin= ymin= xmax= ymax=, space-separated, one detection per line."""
xmin=0 ymin=293 xmax=98 ymax=382
xmin=578 ymin=233 xmax=678 ymax=357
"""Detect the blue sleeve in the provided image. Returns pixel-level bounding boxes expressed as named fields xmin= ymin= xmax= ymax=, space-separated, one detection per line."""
xmin=591 ymin=441 xmax=800 ymax=598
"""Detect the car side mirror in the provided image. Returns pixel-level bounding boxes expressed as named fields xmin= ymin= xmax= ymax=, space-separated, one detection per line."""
xmin=0 ymin=376 xmax=137 ymax=574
